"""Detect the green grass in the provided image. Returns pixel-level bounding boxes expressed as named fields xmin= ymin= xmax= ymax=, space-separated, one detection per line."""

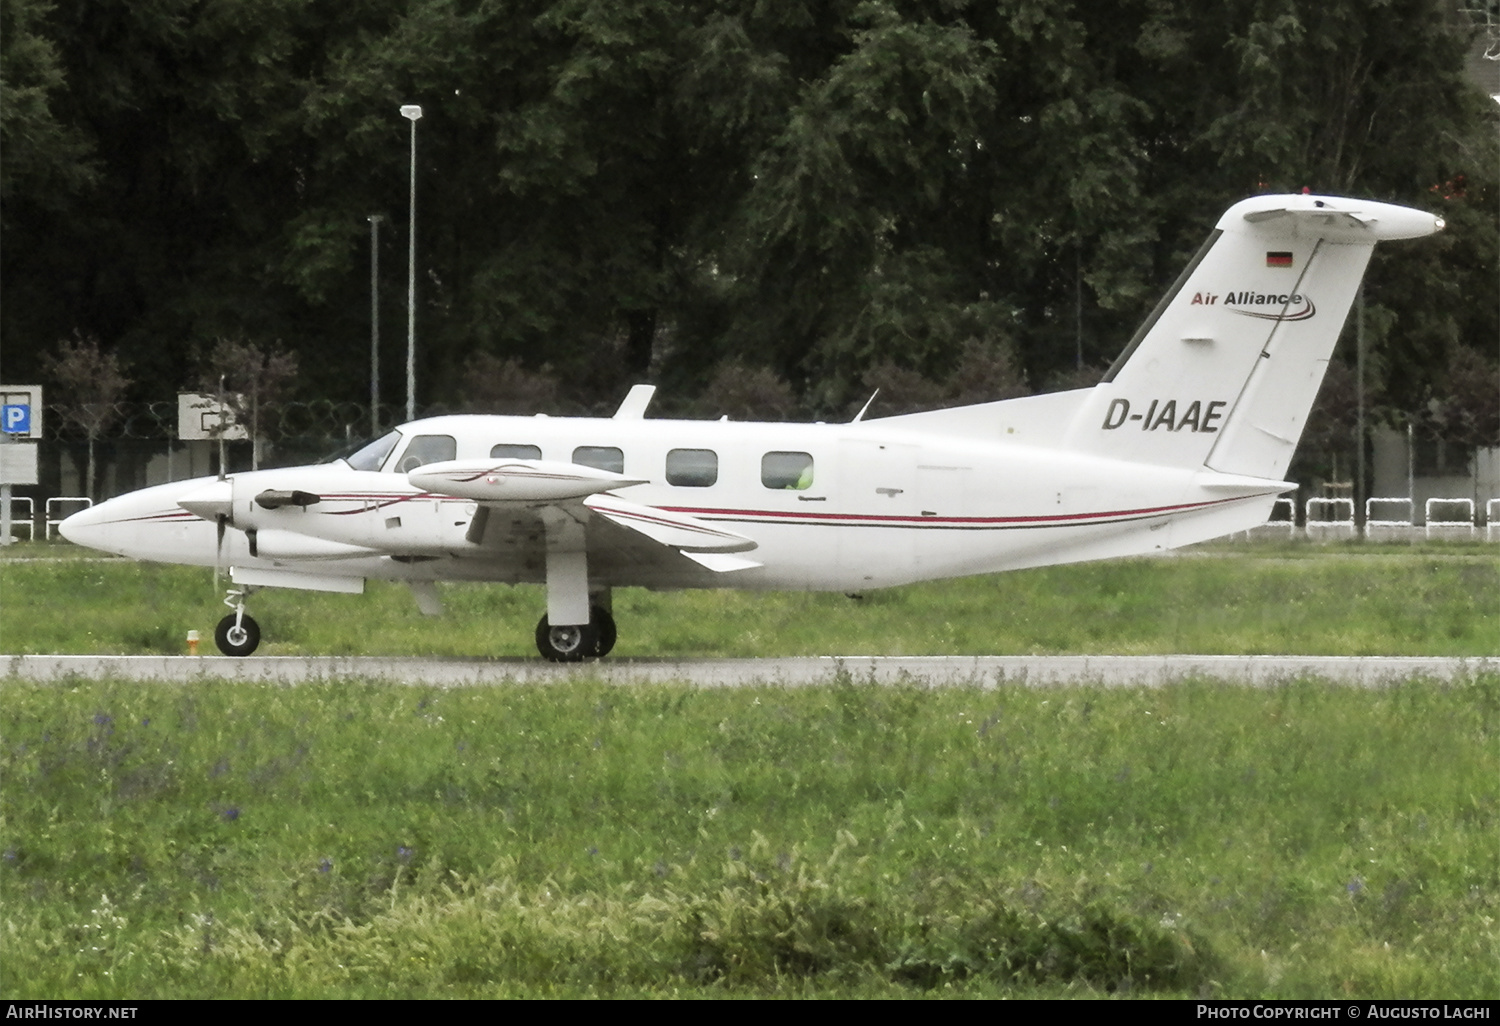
xmin=2 ymin=675 xmax=1496 ymax=997
xmin=1 ymin=541 xmax=1495 ymax=657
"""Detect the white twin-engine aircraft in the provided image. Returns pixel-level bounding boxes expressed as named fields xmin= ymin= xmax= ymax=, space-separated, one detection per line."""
xmin=62 ymin=193 xmax=1444 ymax=659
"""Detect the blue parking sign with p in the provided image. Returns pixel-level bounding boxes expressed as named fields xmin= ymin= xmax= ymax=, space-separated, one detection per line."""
xmin=3 ymin=405 xmax=30 ymax=434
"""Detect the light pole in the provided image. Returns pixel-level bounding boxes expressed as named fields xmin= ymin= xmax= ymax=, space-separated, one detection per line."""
xmin=401 ymin=104 xmax=423 ymax=423
xmin=368 ymin=213 xmax=382 ymax=436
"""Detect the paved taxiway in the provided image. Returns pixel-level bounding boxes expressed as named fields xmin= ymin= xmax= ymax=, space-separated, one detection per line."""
xmin=2 ymin=654 xmax=1491 ymax=687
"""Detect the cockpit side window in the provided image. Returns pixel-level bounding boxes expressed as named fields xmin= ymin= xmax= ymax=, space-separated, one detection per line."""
xmin=336 ymin=430 xmax=402 ymax=472
xmin=396 ymin=434 xmax=457 ymax=473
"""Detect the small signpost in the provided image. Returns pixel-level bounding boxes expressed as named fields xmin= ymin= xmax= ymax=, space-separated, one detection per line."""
xmin=0 ymin=385 xmax=43 ymax=545
xmin=176 ymin=392 xmax=247 ymax=441
xmin=178 ymin=392 xmax=246 ymax=479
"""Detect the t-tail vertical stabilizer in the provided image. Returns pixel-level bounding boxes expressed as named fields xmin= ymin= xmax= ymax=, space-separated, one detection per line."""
xmin=1064 ymin=194 xmax=1444 ymax=481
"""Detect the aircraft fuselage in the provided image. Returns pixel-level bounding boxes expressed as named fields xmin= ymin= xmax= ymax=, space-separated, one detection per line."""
xmin=65 ymin=411 xmax=1277 ymax=594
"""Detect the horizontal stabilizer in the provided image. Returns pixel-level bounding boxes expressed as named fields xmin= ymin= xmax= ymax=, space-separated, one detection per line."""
xmin=410 ymin=458 xmax=647 ymax=502
xmin=1193 ymin=471 xmax=1296 ymax=494
xmin=584 ymin=494 xmax=758 ymax=553
xmin=1236 ymin=196 xmax=1443 ymax=241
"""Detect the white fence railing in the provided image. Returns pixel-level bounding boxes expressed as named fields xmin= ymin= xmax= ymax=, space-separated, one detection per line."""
xmin=1363 ymin=496 xmax=1414 ymax=542
xmin=1304 ymin=497 xmax=1356 ymax=539
xmin=45 ymin=496 xmax=92 ymax=540
xmin=2 ymin=495 xmax=35 ymax=541
xmin=1364 ymin=497 xmax=1413 ymax=528
xmin=1246 ymin=497 xmax=1297 ymax=540
xmin=1424 ymin=497 xmax=1475 ymax=539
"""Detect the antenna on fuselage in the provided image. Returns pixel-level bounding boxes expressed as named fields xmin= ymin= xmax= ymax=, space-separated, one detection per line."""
xmin=850 ymin=389 xmax=880 ymax=423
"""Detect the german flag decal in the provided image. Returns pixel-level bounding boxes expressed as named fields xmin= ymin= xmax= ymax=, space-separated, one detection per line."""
xmin=1266 ymin=251 xmax=1294 ymax=267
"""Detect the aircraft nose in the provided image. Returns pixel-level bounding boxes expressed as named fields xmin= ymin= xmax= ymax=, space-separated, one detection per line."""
xmin=58 ymin=500 xmax=111 ymax=550
xmin=56 ymin=476 xmax=225 ymax=560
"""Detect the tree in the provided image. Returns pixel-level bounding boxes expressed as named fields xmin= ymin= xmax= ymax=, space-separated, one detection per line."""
xmin=3 ymin=0 xmax=1493 ymax=423
xmin=41 ymin=335 xmax=131 ymax=499
xmin=690 ymin=360 xmax=799 ymax=421
xmin=1426 ymin=345 xmax=1500 ymax=509
xmin=456 ymin=352 xmax=561 ymax=415
xmin=1429 ymin=346 xmax=1500 ymax=453
xmin=859 ymin=337 xmax=1031 ymax=417
xmin=200 ymin=338 xmax=299 ymax=470
xmin=0 ymin=0 xmax=97 ymax=206
xmin=1295 ymin=359 xmax=1361 ymax=489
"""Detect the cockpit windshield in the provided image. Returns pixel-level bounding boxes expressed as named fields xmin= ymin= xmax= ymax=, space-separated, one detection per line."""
xmin=321 ymin=430 xmax=402 ymax=472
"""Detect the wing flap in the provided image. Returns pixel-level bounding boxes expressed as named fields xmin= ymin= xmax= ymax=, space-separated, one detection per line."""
xmin=583 ymin=494 xmax=757 ymax=554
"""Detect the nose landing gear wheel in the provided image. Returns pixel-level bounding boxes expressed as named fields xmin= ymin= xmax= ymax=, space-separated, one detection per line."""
xmin=535 ymin=616 xmax=598 ymax=662
xmin=215 ymin=613 xmax=261 ymax=656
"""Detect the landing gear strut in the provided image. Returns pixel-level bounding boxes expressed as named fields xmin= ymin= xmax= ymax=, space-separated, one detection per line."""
xmin=534 ymin=605 xmax=616 ymax=662
xmin=215 ymin=588 xmax=260 ymax=657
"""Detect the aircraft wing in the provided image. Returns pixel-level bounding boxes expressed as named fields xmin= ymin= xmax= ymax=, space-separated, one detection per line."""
xmin=409 ymin=458 xmax=761 ymax=574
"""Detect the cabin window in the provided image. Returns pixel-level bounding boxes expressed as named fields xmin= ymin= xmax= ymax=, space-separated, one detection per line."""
xmin=762 ymin=451 xmax=814 ymax=490
xmin=491 ymin=444 xmax=542 ymax=460
xmin=395 ymin=434 xmax=456 ymax=473
xmin=573 ymin=446 xmax=624 ymax=474
xmin=666 ymin=448 xmax=718 ymax=487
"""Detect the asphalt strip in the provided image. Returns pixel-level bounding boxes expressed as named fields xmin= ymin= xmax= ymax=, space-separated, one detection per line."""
xmin=1 ymin=654 xmax=1494 ymax=687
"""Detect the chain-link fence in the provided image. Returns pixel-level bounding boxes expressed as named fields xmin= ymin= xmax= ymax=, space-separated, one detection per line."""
xmin=7 ymin=398 xmax=1496 ymax=535
xmin=21 ymin=400 xmax=395 ymax=506
xmin=46 ymin=399 xmax=385 ymax=444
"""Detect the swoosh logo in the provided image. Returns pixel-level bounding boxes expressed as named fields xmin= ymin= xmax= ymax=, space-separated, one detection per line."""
xmin=1229 ymin=297 xmax=1315 ymax=322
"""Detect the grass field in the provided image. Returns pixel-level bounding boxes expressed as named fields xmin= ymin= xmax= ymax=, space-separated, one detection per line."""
xmin=1 ymin=540 xmax=1496 ymax=658
xmin=2 ymin=543 xmax=1496 ymax=998
xmin=2 ymin=674 xmax=1496 ymax=998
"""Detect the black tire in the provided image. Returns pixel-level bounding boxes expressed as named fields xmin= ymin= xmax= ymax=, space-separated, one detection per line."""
xmin=215 ymin=613 xmax=260 ymax=657
xmin=591 ymin=606 xmax=617 ymax=657
xmin=535 ymin=615 xmax=597 ymax=662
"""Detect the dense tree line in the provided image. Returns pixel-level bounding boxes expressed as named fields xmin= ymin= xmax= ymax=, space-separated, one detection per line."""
xmin=2 ymin=0 xmax=1496 ymax=435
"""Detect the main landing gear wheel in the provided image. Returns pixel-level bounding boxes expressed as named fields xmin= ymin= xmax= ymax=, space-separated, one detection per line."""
xmin=591 ymin=607 xmax=617 ymax=658
xmin=534 ymin=607 xmax=616 ymax=662
xmin=215 ymin=613 xmax=261 ymax=656
xmin=535 ymin=616 xmax=597 ymax=662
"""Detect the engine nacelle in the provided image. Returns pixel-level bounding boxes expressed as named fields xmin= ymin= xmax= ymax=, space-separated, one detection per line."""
xmin=409 ymin=459 xmax=647 ymax=502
